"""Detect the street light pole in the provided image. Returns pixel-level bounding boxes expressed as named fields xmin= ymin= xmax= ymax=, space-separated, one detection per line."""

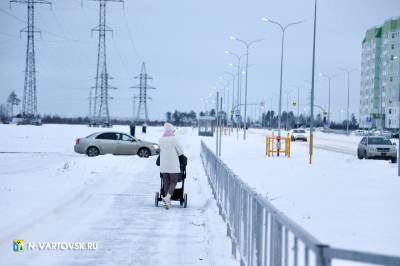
xmin=225 ymin=52 xmax=246 ymax=124
xmin=261 ymin=17 xmax=305 ymax=141
xmin=309 ymin=0 xmax=317 ymax=164
xmin=230 ymin=36 xmax=265 ymax=140
xmin=293 ymin=86 xmax=300 ymax=127
xmin=319 ymin=73 xmax=339 ymax=127
xmin=339 ymin=68 xmax=357 ymax=135
xmin=284 ymin=90 xmax=291 ymax=130
xmin=224 ymin=72 xmax=236 ymax=121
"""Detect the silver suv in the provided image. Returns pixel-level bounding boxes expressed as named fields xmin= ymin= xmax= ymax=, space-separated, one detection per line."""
xmin=357 ymin=136 xmax=397 ymax=163
xmin=74 ymin=131 xmax=160 ymax=157
xmin=291 ymin=129 xmax=307 ymax=142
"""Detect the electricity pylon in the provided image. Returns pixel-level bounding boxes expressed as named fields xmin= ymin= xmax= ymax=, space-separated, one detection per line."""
xmin=10 ymin=0 xmax=51 ymax=119
xmin=89 ymin=0 xmax=123 ymax=126
xmin=131 ymin=63 xmax=155 ymax=123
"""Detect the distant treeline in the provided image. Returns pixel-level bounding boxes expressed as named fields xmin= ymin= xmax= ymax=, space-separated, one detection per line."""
xmin=197 ymin=108 xmax=359 ymax=130
xmin=165 ymin=110 xmax=197 ymax=126
xmin=259 ymin=110 xmax=358 ymax=129
xmin=40 ymin=115 xmax=165 ymax=126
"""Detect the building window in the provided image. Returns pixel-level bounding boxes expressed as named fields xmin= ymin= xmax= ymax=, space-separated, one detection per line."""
xmin=390 ymin=76 xmax=393 ymax=82
xmin=393 ymin=33 xmax=395 ymax=38
xmin=389 ymin=108 xmax=392 ymax=114
xmin=392 ymin=44 xmax=395 ymax=49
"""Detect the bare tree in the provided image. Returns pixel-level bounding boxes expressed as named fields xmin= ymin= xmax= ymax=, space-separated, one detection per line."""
xmin=7 ymin=91 xmax=20 ymax=117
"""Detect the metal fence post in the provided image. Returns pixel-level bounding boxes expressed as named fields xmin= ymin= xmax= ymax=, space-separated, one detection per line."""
xmin=263 ymin=209 xmax=269 ymax=266
xmin=316 ymin=244 xmax=331 ymax=266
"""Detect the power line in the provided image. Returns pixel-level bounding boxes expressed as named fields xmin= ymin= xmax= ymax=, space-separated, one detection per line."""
xmin=0 ymin=7 xmax=26 ymax=24
xmin=0 ymin=31 xmax=19 ymax=39
xmin=0 ymin=6 xmax=77 ymax=42
xmin=122 ymin=9 xmax=141 ymax=62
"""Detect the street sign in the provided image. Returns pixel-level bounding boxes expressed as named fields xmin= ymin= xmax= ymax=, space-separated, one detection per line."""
xmin=372 ymin=113 xmax=383 ymax=119
xmin=292 ymin=101 xmax=297 ymax=107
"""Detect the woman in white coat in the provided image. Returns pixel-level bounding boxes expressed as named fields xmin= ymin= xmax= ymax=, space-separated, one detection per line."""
xmin=158 ymin=123 xmax=184 ymax=209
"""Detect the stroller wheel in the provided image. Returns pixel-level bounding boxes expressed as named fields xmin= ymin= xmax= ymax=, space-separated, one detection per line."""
xmin=183 ymin=193 xmax=188 ymax=208
xmin=155 ymin=192 xmax=159 ymax=207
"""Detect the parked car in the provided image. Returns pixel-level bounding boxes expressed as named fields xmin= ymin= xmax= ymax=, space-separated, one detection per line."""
xmin=74 ymin=131 xmax=160 ymax=157
xmin=391 ymin=130 xmax=399 ymax=139
xmin=291 ymin=129 xmax=307 ymax=142
xmin=357 ymin=136 xmax=397 ymax=163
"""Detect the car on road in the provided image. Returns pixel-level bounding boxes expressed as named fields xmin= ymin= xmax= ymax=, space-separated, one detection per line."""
xmin=291 ymin=129 xmax=307 ymax=142
xmin=357 ymin=136 xmax=397 ymax=163
xmin=74 ymin=131 xmax=160 ymax=157
xmin=391 ymin=130 xmax=399 ymax=139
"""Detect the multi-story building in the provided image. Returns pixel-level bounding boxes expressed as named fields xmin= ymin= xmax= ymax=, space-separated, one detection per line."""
xmin=360 ymin=18 xmax=400 ymax=129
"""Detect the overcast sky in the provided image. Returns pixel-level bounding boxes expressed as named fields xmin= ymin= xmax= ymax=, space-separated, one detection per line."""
xmin=0 ymin=0 xmax=399 ymax=121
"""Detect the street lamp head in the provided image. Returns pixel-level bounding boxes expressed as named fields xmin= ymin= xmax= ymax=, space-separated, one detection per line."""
xmin=224 ymin=50 xmax=229 ymax=54
xmin=229 ymin=36 xmax=236 ymax=40
xmin=261 ymin=17 xmax=269 ymax=22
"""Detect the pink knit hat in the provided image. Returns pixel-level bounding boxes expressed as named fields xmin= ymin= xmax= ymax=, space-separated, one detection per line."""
xmin=163 ymin=123 xmax=175 ymax=137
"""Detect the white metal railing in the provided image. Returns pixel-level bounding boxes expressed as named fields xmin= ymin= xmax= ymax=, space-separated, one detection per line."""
xmin=200 ymin=141 xmax=400 ymax=266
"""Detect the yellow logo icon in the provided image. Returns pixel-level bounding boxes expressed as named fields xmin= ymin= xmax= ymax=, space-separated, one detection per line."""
xmin=13 ymin=240 xmax=24 ymax=252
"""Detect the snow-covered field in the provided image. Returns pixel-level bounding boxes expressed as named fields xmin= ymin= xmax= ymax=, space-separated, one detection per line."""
xmin=0 ymin=124 xmax=237 ymax=265
xmin=204 ymin=128 xmax=400 ymax=257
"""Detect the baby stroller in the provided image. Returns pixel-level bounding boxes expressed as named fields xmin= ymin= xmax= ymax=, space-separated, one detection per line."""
xmin=155 ymin=155 xmax=188 ymax=208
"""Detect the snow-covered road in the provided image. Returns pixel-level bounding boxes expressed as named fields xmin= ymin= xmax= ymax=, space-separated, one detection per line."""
xmin=0 ymin=125 xmax=236 ymax=266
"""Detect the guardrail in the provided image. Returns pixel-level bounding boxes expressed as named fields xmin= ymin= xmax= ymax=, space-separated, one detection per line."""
xmin=200 ymin=141 xmax=400 ymax=266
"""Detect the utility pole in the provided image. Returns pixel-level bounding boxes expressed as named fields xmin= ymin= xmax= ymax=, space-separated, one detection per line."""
xmin=131 ymin=63 xmax=156 ymax=124
xmin=339 ymin=68 xmax=357 ymax=135
xmin=309 ymin=0 xmax=317 ymax=164
xmin=89 ymin=0 xmax=123 ymax=127
xmin=10 ymin=0 xmax=52 ymax=121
